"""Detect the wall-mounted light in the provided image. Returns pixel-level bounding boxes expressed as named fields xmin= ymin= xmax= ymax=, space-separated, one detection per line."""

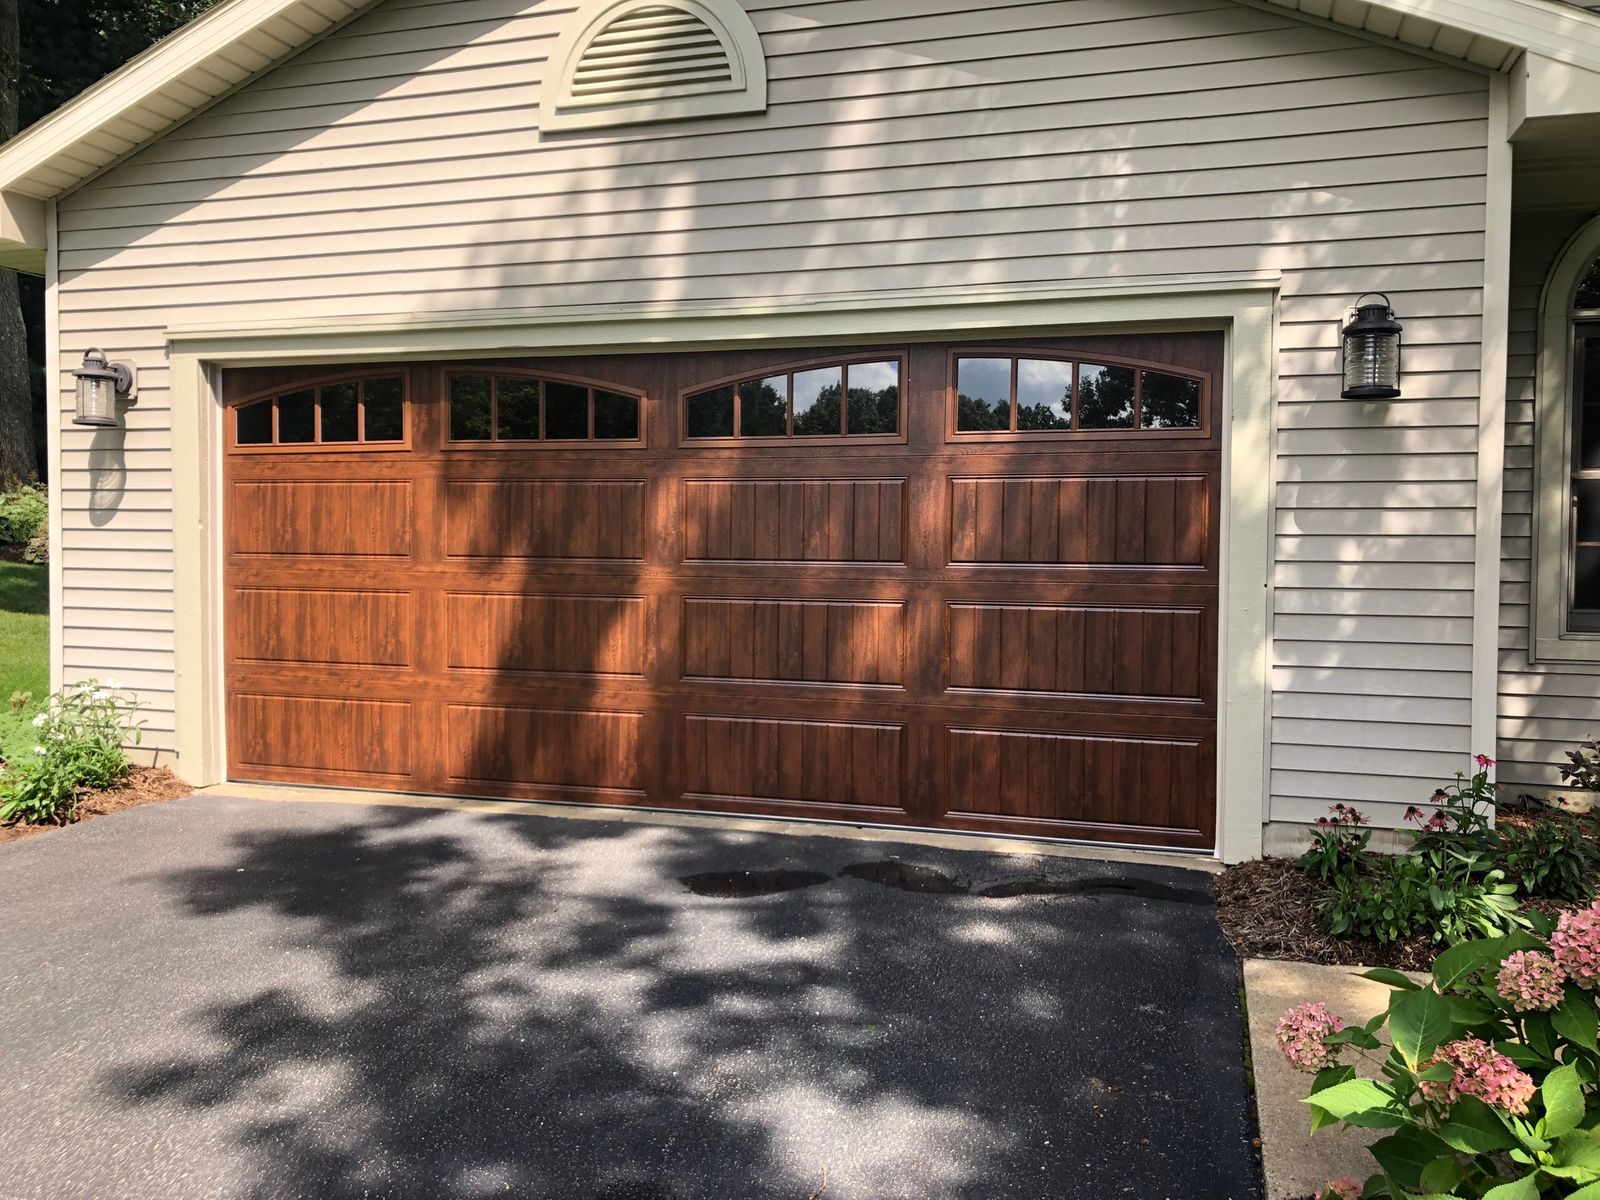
xmin=1340 ymin=293 xmax=1403 ymax=400
xmin=71 ymin=349 xmax=137 ymax=428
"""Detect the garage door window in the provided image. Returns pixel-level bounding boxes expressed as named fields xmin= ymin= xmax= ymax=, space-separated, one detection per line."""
xmin=447 ymin=372 xmax=642 ymax=444
xmin=683 ymin=356 xmax=904 ymax=442
xmin=952 ymin=352 xmax=1203 ymax=437
xmin=232 ymin=374 xmax=406 ymax=449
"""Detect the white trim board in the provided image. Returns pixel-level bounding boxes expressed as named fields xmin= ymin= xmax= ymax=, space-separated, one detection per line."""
xmin=1471 ymin=75 xmax=1513 ymax=769
xmin=167 ymin=281 xmax=1279 ymax=863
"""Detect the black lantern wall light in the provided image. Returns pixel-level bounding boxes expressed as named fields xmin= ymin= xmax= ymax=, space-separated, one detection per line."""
xmin=1341 ymin=293 xmax=1404 ymax=400
xmin=71 ymin=349 xmax=137 ymax=427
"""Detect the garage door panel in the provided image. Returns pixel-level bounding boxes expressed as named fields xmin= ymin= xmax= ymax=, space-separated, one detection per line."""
xmin=230 ymin=480 xmax=414 ymax=559
xmin=444 ymin=480 xmax=645 ymax=561
xmin=444 ymin=704 xmax=644 ymax=795
xmin=944 ymin=727 xmax=1207 ymax=836
xmin=684 ymin=478 xmax=905 ymax=564
xmin=946 ymin=603 xmax=1208 ymax=701
xmin=445 ymin=592 xmax=646 ymax=678
xmin=231 ymin=587 xmax=414 ymax=668
xmin=684 ymin=715 xmax=905 ymax=813
xmin=682 ymin=597 xmax=905 ymax=687
xmin=950 ymin=474 xmax=1210 ymax=567
xmin=230 ymin=693 xmax=415 ymax=781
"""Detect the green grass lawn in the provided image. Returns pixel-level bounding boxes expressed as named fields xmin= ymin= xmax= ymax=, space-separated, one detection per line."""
xmin=0 ymin=561 xmax=48 ymax=766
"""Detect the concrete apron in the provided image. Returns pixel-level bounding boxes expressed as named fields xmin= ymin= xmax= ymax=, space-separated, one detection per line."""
xmin=200 ymin=782 xmax=1224 ymax=875
xmin=1243 ymin=960 xmax=1426 ymax=1200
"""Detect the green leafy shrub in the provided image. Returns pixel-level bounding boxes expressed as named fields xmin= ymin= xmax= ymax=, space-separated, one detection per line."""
xmin=0 ymin=484 xmax=46 ymax=547
xmin=1496 ymin=817 xmax=1600 ymax=902
xmin=1299 ymin=803 xmax=1374 ymax=881
xmin=0 ymin=680 xmax=142 ymax=826
xmin=1406 ymin=756 xmax=1600 ymax=902
xmin=1319 ymin=848 xmax=1525 ymax=946
xmin=22 ymin=523 xmax=47 ymax=564
xmin=1283 ymin=912 xmax=1600 ymax=1200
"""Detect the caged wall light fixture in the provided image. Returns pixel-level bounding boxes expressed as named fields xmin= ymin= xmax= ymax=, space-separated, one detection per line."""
xmin=71 ymin=349 xmax=137 ymax=427
xmin=1340 ymin=293 xmax=1404 ymax=401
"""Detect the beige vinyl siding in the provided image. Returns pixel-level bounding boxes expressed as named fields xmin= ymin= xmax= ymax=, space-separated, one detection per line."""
xmin=54 ymin=0 xmax=1490 ymax=811
xmin=1497 ymin=197 xmax=1600 ymax=792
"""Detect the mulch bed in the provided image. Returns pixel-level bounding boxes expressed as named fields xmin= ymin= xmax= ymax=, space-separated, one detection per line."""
xmin=0 ymin=767 xmax=192 ymax=847
xmin=1215 ymin=853 xmax=1591 ymax=972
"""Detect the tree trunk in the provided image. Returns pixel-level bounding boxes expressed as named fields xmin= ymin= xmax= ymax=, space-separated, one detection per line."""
xmin=0 ymin=0 xmax=37 ymax=487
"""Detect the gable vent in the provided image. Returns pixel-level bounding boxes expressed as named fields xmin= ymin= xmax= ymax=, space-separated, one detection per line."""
xmin=543 ymin=0 xmax=768 ymax=133
xmin=571 ymin=6 xmax=734 ymax=100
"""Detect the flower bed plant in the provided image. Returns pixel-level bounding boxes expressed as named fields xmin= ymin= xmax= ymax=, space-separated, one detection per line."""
xmin=1279 ymin=905 xmax=1600 ymax=1200
xmin=0 ymin=680 xmax=143 ymax=826
xmin=1290 ymin=758 xmax=1600 ymax=954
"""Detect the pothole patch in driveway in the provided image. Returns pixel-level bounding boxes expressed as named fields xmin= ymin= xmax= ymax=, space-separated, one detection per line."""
xmin=683 ymin=859 xmax=1213 ymax=906
xmin=838 ymin=860 xmax=969 ymax=894
xmin=680 ymin=869 xmax=832 ymax=897
xmin=976 ymin=877 xmax=1211 ymax=904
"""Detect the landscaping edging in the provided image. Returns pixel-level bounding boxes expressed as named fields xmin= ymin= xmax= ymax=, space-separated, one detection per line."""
xmin=0 ymin=767 xmax=191 ymax=846
xmin=1242 ymin=959 xmax=1425 ymax=1200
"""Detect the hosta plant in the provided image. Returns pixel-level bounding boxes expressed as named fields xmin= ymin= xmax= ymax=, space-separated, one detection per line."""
xmin=1282 ymin=905 xmax=1600 ymax=1199
xmin=0 ymin=680 xmax=142 ymax=826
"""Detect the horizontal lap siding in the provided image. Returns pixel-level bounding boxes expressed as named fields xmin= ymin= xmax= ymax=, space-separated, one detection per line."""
xmin=55 ymin=0 xmax=1488 ymax=800
xmin=1497 ymin=206 xmax=1600 ymax=792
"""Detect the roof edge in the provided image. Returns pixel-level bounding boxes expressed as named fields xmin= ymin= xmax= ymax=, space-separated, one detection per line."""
xmin=0 ymin=0 xmax=372 ymax=203
xmin=3 ymin=0 xmax=1600 ymax=211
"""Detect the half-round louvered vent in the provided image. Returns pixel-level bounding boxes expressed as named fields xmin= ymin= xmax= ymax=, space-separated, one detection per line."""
xmin=570 ymin=5 xmax=735 ymax=101
xmin=542 ymin=0 xmax=768 ymax=133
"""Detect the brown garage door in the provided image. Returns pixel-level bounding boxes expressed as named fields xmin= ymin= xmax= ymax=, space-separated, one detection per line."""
xmin=222 ymin=334 xmax=1221 ymax=850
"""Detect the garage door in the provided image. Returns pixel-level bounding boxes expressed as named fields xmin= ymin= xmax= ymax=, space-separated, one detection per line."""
xmin=222 ymin=334 xmax=1221 ymax=850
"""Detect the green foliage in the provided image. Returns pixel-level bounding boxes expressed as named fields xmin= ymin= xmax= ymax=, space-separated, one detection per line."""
xmin=18 ymin=1 xmax=226 ymax=129
xmin=1299 ymin=803 xmax=1374 ymax=881
xmin=0 ymin=483 xmax=45 ymax=546
xmin=1297 ymin=930 xmax=1600 ymax=1200
xmin=1318 ymin=850 xmax=1526 ymax=946
xmin=0 ymin=680 xmax=142 ymax=826
xmin=0 ymin=561 xmax=47 ymax=722
xmin=22 ymin=522 xmax=45 ymax=564
xmin=1495 ymin=817 xmax=1600 ymax=902
xmin=1299 ymin=755 xmax=1600 ymax=952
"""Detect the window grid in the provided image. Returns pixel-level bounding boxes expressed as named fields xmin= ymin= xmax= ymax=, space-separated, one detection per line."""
xmin=950 ymin=352 xmax=1203 ymax=436
xmin=233 ymin=376 xmax=406 ymax=450
xmin=683 ymin=355 xmax=905 ymax=442
xmin=445 ymin=372 xmax=643 ymax=445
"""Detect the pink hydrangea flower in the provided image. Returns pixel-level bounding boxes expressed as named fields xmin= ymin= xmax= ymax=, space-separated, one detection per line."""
xmin=1275 ymin=1002 xmax=1343 ymax=1073
xmin=1321 ymin=1178 xmax=1362 ymax=1200
xmin=1420 ymin=1038 xmax=1536 ymax=1116
xmin=1550 ymin=901 xmax=1600 ymax=990
xmin=1496 ymin=951 xmax=1566 ymax=1011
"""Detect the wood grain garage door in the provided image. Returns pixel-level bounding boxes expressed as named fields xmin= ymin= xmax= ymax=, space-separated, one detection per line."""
xmin=223 ymin=334 xmax=1221 ymax=850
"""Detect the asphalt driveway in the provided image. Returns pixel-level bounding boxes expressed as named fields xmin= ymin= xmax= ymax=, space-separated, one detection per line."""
xmin=0 ymin=794 xmax=1262 ymax=1200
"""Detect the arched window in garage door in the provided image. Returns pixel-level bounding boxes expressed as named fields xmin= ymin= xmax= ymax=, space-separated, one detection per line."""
xmin=232 ymin=372 xmax=407 ymax=450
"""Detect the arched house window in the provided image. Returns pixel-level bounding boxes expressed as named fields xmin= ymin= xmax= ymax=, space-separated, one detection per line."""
xmin=1533 ymin=218 xmax=1600 ymax=659
xmin=540 ymin=0 xmax=768 ymax=133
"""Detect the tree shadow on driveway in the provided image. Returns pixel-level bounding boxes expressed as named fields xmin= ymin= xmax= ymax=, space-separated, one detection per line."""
xmin=92 ymin=802 xmax=1261 ymax=1200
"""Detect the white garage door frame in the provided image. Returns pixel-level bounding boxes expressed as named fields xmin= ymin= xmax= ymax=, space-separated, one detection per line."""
xmin=166 ymin=274 xmax=1279 ymax=862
